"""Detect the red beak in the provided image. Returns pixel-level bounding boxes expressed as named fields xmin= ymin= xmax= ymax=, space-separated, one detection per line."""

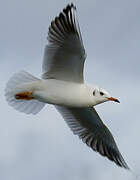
xmin=108 ymin=97 xmax=120 ymax=103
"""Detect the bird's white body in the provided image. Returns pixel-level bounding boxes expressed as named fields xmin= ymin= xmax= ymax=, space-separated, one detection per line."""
xmin=21 ymin=79 xmax=103 ymax=107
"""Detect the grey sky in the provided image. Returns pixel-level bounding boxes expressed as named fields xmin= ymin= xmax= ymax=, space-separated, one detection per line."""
xmin=1 ymin=0 xmax=140 ymax=179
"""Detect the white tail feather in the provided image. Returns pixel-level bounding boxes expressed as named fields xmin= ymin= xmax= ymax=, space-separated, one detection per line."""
xmin=5 ymin=71 xmax=45 ymax=115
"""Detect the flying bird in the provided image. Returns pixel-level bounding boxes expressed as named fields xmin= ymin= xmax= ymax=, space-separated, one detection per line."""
xmin=5 ymin=4 xmax=129 ymax=169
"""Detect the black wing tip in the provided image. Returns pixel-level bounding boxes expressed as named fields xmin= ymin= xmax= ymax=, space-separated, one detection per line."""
xmin=112 ymin=150 xmax=130 ymax=170
xmin=106 ymin=149 xmax=130 ymax=170
xmin=118 ymin=162 xmax=130 ymax=170
xmin=105 ymin=147 xmax=130 ymax=170
xmin=47 ymin=2 xmax=83 ymax=45
xmin=123 ymin=164 xmax=130 ymax=170
xmin=102 ymin=149 xmax=130 ymax=170
xmin=62 ymin=3 xmax=77 ymax=15
xmin=117 ymin=155 xmax=130 ymax=170
xmin=49 ymin=2 xmax=80 ymax=37
xmin=64 ymin=3 xmax=76 ymax=10
xmin=90 ymin=139 xmax=130 ymax=170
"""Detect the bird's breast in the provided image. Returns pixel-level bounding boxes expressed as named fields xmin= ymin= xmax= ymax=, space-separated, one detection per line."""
xmin=34 ymin=79 xmax=92 ymax=107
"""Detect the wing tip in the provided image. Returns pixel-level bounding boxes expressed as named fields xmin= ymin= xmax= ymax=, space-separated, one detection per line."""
xmin=103 ymin=145 xmax=130 ymax=170
xmin=117 ymin=154 xmax=130 ymax=170
xmin=48 ymin=3 xmax=81 ymax=44
xmin=63 ymin=3 xmax=76 ymax=11
xmin=88 ymin=136 xmax=130 ymax=170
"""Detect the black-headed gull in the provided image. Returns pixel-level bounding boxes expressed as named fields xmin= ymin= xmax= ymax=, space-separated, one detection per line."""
xmin=5 ymin=4 xmax=129 ymax=169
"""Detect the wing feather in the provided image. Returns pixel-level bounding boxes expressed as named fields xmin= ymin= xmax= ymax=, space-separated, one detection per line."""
xmin=55 ymin=106 xmax=129 ymax=169
xmin=42 ymin=4 xmax=86 ymax=83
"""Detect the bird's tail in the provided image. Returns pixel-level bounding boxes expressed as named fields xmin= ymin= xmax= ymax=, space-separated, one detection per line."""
xmin=5 ymin=71 xmax=45 ymax=115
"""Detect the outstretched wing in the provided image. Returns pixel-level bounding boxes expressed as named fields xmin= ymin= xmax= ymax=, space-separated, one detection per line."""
xmin=55 ymin=106 xmax=129 ymax=169
xmin=42 ymin=4 xmax=86 ymax=83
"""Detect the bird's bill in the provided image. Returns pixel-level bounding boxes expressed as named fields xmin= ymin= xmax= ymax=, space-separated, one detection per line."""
xmin=108 ymin=97 xmax=120 ymax=103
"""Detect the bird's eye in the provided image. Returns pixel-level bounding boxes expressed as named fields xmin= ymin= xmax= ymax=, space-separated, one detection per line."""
xmin=100 ymin=92 xmax=104 ymax=96
xmin=93 ymin=90 xmax=95 ymax=96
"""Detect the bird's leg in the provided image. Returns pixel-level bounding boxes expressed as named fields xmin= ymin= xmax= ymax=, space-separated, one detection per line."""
xmin=15 ymin=91 xmax=34 ymax=100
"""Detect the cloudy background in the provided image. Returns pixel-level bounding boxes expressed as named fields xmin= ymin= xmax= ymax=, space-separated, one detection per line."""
xmin=1 ymin=0 xmax=140 ymax=179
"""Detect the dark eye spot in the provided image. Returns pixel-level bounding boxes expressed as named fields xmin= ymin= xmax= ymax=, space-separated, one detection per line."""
xmin=100 ymin=92 xmax=104 ymax=96
xmin=93 ymin=90 xmax=95 ymax=96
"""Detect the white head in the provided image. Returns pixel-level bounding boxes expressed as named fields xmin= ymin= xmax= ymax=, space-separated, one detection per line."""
xmin=89 ymin=86 xmax=120 ymax=106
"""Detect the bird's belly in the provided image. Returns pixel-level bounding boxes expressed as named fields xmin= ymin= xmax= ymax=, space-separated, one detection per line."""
xmin=34 ymin=80 xmax=90 ymax=107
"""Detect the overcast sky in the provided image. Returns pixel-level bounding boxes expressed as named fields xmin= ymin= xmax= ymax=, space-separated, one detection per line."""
xmin=1 ymin=0 xmax=140 ymax=179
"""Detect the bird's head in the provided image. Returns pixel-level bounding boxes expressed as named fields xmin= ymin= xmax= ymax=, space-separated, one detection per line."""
xmin=92 ymin=87 xmax=120 ymax=106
